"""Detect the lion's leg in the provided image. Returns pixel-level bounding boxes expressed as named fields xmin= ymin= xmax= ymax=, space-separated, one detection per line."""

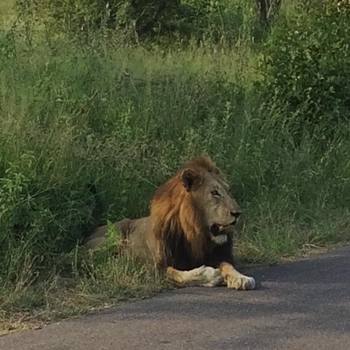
xmin=219 ymin=262 xmax=256 ymax=290
xmin=166 ymin=266 xmax=224 ymax=287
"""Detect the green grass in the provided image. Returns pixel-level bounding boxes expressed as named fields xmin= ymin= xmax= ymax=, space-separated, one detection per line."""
xmin=0 ymin=0 xmax=15 ymax=29
xmin=0 ymin=250 xmax=165 ymax=334
xmin=0 ymin=1 xmax=350 ymax=332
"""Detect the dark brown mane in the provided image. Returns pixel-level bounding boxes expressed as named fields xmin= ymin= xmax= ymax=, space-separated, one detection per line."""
xmin=149 ymin=156 xmax=221 ymax=268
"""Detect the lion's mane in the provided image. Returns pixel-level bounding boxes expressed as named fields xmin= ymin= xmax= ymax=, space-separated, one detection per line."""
xmin=149 ymin=156 xmax=222 ymax=269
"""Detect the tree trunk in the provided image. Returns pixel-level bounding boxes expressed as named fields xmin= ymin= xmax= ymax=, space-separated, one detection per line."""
xmin=256 ymin=0 xmax=282 ymax=25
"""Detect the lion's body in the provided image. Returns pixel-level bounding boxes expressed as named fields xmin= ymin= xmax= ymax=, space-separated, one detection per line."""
xmin=84 ymin=217 xmax=148 ymax=255
xmin=85 ymin=156 xmax=255 ymax=290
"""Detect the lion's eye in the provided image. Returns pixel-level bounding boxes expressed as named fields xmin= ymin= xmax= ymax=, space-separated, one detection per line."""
xmin=211 ymin=190 xmax=221 ymax=198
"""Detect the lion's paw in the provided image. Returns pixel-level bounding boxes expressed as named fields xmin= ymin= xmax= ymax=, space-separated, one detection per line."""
xmin=185 ymin=266 xmax=224 ymax=287
xmin=200 ymin=267 xmax=224 ymax=287
xmin=226 ymin=274 xmax=255 ymax=290
xmin=190 ymin=265 xmax=208 ymax=277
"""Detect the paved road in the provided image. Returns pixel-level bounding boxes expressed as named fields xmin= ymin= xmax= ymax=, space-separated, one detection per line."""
xmin=1 ymin=246 xmax=350 ymax=350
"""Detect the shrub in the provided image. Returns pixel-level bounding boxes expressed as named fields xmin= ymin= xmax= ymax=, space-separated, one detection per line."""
xmin=180 ymin=0 xmax=259 ymax=43
xmin=16 ymin=0 xmax=182 ymax=39
xmin=16 ymin=0 xmax=259 ymax=43
xmin=260 ymin=1 xmax=350 ymax=140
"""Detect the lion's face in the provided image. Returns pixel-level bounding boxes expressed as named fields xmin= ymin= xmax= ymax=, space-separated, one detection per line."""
xmin=181 ymin=166 xmax=241 ymax=245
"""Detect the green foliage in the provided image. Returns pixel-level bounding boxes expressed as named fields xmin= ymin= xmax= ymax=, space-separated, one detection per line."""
xmin=15 ymin=0 xmax=259 ymax=43
xmin=260 ymin=1 xmax=350 ymax=139
xmin=16 ymin=0 xmax=119 ymax=33
xmin=1 ymin=34 xmax=349 ymax=282
xmin=179 ymin=0 xmax=259 ymax=42
xmin=0 ymin=241 xmax=163 ymax=326
xmin=16 ymin=0 xmax=182 ymax=40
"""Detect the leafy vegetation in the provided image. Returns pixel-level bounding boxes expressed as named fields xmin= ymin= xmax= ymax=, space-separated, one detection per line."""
xmin=0 ymin=0 xmax=349 ymax=331
xmin=261 ymin=1 xmax=350 ymax=139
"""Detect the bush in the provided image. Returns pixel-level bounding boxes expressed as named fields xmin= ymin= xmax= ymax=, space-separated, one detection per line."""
xmin=16 ymin=0 xmax=182 ymax=39
xmin=16 ymin=0 xmax=259 ymax=43
xmin=180 ymin=0 xmax=259 ymax=43
xmin=260 ymin=1 xmax=350 ymax=140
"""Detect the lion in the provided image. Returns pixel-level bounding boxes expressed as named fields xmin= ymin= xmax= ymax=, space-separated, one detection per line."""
xmin=85 ymin=156 xmax=255 ymax=290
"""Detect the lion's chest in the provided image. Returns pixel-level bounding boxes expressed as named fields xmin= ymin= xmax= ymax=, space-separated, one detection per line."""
xmin=165 ymin=234 xmax=205 ymax=270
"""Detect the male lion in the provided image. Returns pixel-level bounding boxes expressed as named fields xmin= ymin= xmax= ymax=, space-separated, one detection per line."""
xmin=85 ymin=156 xmax=255 ymax=290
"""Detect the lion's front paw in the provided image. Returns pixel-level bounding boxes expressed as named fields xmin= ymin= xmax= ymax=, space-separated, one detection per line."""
xmin=226 ymin=274 xmax=256 ymax=290
xmin=200 ymin=267 xmax=224 ymax=287
xmin=188 ymin=266 xmax=224 ymax=287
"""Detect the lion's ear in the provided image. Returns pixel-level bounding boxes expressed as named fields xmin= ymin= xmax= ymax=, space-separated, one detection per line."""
xmin=181 ymin=168 xmax=201 ymax=192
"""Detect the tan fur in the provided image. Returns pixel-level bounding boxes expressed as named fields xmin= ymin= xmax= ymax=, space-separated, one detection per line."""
xmin=166 ymin=266 xmax=224 ymax=287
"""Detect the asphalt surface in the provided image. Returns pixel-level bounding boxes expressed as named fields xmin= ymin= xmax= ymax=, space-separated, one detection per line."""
xmin=1 ymin=246 xmax=350 ymax=350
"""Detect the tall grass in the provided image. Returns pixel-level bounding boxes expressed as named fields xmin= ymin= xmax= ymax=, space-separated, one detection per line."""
xmin=0 ymin=0 xmax=15 ymax=29
xmin=1 ymin=32 xmax=348 ymax=266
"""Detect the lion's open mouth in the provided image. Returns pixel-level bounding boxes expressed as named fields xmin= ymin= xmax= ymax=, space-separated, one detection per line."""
xmin=210 ymin=222 xmax=235 ymax=236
